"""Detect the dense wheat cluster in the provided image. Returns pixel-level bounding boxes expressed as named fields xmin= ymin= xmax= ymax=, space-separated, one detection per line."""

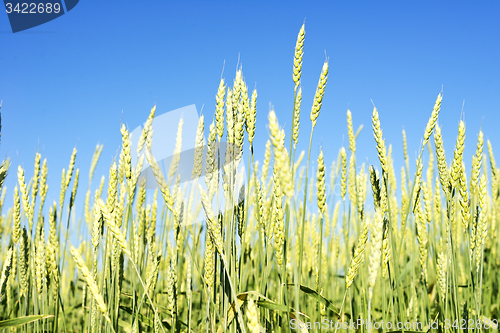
xmin=1 ymin=24 xmax=500 ymax=333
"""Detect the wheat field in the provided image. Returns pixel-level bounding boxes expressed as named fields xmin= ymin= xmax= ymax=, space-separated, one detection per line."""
xmin=0 ymin=23 xmax=499 ymax=333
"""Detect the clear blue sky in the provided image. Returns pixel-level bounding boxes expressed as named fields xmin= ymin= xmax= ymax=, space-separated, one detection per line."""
xmin=1 ymin=1 xmax=499 ymax=216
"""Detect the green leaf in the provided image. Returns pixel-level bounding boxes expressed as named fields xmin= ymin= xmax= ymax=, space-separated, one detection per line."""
xmin=118 ymin=319 xmax=132 ymax=332
xmin=287 ymin=284 xmax=341 ymax=316
xmin=119 ymin=304 xmax=194 ymax=333
xmin=255 ymin=301 xmax=309 ymax=332
xmin=0 ymin=315 xmax=54 ymax=328
xmin=256 ymin=300 xmax=289 ymax=312
xmin=119 ymin=305 xmax=154 ymax=328
xmin=216 ymin=291 xmax=309 ymax=333
xmin=255 ymin=301 xmax=308 ymax=318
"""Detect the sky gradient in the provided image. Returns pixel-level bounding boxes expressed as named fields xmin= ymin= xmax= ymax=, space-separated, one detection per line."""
xmin=1 ymin=1 xmax=499 ymax=217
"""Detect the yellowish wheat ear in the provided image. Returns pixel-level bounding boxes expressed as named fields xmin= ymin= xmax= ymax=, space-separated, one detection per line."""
xmin=0 ymin=247 xmax=13 ymax=297
xmin=199 ymin=185 xmax=225 ymax=260
xmin=347 ymin=110 xmax=356 ymax=153
xmin=316 ymin=150 xmax=326 ymax=215
xmin=293 ymin=23 xmax=305 ymax=89
xmin=368 ymin=210 xmax=383 ymax=300
xmin=145 ymin=149 xmax=177 ymax=219
xmin=340 ymin=148 xmax=347 ymax=200
xmin=13 ymin=186 xmax=21 ymax=243
xmin=346 ymin=221 xmax=370 ymax=289
xmin=248 ymin=89 xmax=257 ymax=146
xmin=471 ymin=130 xmax=483 ymax=195
xmin=310 ymin=60 xmax=328 ymax=128
xmin=70 ymin=244 xmax=111 ymax=324
xmin=423 ymin=93 xmax=442 ymax=146
xmin=292 ymin=87 xmax=302 ymax=149
xmin=434 ymin=124 xmax=450 ymax=193
xmin=451 ymin=121 xmax=466 ymax=186
xmin=215 ymin=78 xmax=226 ymax=142
xmin=192 ymin=115 xmax=205 ymax=180
xmin=137 ymin=105 xmax=156 ymax=156
xmin=372 ymin=107 xmax=387 ymax=174
xmin=437 ymin=240 xmax=447 ymax=303
xmin=402 ymin=129 xmax=409 ymax=169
